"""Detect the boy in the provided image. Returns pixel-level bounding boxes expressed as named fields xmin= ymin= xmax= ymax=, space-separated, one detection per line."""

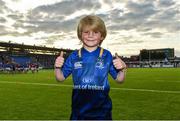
xmin=55 ymin=15 xmax=126 ymax=120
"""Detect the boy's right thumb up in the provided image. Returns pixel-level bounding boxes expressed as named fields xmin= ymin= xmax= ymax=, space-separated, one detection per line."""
xmin=55 ymin=51 xmax=64 ymax=68
xmin=60 ymin=51 xmax=64 ymax=57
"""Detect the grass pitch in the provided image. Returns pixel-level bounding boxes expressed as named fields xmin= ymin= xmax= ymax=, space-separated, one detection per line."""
xmin=0 ymin=68 xmax=180 ymax=120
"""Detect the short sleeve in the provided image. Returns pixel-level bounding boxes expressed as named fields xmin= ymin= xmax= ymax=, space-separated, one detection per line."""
xmin=61 ymin=53 xmax=74 ymax=79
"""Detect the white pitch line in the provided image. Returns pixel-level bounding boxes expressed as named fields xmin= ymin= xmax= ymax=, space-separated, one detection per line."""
xmin=0 ymin=81 xmax=72 ymax=87
xmin=156 ymin=80 xmax=180 ymax=83
xmin=111 ymin=87 xmax=180 ymax=94
xmin=0 ymin=81 xmax=180 ymax=94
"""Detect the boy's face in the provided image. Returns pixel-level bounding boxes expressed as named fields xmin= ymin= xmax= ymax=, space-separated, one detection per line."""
xmin=81 ymin=27 xmax=103 ymax=48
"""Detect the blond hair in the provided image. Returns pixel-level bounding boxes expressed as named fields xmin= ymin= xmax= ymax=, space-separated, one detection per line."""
xmin=77 ymin=15 xmax=107 ymax=45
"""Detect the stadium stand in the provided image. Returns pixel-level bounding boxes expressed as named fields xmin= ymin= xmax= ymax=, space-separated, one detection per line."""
xmin=125 ymin=48 xmax=180 ymax=68
xmin=0 ymin=42 xmax=73 ymax=73
xmin=0 ymin=41 xmax=180 ymax=74
xmin=11 ymin=56 xmax=31 ymax=65
xmin=10 ymin=56 xmax=31 ymax=73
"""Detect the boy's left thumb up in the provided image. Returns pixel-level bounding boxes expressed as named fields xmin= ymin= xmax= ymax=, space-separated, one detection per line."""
xmin=115 ymin=52 xmax=119 ymax=59
xmin=115 ymin=52 xmax=123 ymax=61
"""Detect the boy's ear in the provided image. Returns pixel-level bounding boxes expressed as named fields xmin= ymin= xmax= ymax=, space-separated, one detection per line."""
xmin=101 ymin=36 xmax=104 ymax=41
xmin=99 ymin=37 xmax=104 ymax=45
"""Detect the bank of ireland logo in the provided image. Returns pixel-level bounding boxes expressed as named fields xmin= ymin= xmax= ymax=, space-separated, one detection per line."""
xmin=74 ymin=61 xmax=82 ymax=69
xmin=95 ymin=58 xmax=104 ymax=69
xmin=82 ymin=77 xmax=93 ymax=83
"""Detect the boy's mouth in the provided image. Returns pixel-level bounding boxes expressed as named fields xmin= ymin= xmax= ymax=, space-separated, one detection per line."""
xmin=86 ymin=39 xmax=95 ymax=41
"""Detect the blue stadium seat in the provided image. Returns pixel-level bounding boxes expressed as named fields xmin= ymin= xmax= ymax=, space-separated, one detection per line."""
xmin=11 ymin=56 xmax=32 ymax=65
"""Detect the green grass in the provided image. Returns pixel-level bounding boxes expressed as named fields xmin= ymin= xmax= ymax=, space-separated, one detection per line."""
xmin=0 ymin=68 xmax=180 ymax=120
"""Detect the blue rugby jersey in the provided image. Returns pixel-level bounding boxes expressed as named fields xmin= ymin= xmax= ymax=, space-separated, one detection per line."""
xmin=61 ymin=47 xmax=118 ymax=120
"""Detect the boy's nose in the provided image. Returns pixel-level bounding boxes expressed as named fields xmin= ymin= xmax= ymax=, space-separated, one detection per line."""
xmin=88 ymin=31 xmax=94 ymax=37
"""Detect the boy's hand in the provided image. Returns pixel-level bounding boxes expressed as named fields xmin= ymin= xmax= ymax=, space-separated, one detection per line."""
xmin=113 ymin=53 xmax=126 ymax=70
xmin=55 ymin=51 xmax=64 ymax=68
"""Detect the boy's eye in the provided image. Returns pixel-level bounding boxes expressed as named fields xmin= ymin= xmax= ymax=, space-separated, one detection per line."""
xmin=82 ymin=31 xmax=100 ymax=34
